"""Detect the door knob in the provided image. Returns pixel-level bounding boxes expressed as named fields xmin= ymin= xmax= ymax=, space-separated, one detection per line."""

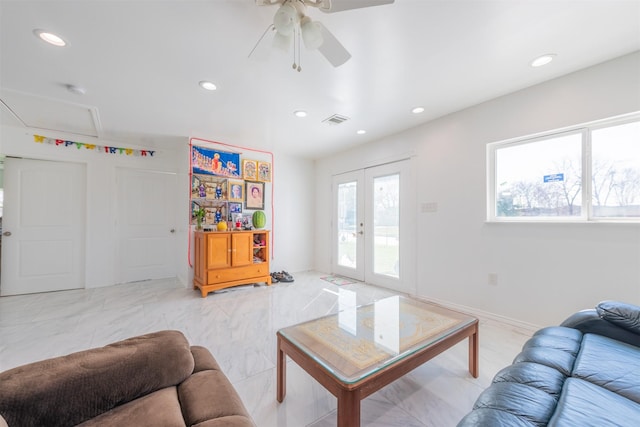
xmin=2 ymin=231 xmax=11 ymax=237
xmin=170 ymin=229 xmax=176 ymax=233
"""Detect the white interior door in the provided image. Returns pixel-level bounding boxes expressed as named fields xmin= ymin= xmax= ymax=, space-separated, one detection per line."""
xmin=332 ymin=160 xmax=415 ymax=293
xmin=1 ymin=158 xmax=86 ymax=296
xmin=116 ymin=168 xmax=177 ymax=284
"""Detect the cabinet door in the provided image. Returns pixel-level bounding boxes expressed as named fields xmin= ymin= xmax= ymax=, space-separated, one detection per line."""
xmin=207 ymin=233 xmax=231 ymax=269
xmin=193 ymin=232 xmax=206 ymax=284
xmin=232 ymin=233 xmax=253 ymax=266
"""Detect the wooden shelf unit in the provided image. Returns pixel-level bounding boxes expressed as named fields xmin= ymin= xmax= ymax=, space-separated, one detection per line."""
xmin=193 ymin=230 xmax=271 ymax=297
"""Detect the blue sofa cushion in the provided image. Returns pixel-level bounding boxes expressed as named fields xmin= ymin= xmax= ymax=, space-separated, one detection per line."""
xmin=472 ymin=382 xmax=558 ymax=426
xmin=457 ymin=407 xmax=538 ymax=427
xmin=513 ymin=327 xmax=582 ymax=376
xmin=573 ymin=334 xmax=640 ymax=403
xmin=548 ymin=378 xmax=640 ymax=426
xmin=493 ymin=362 xmax=567 ymax=398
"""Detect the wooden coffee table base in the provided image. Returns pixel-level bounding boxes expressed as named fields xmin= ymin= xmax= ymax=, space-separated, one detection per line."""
xmin=277 ymin=320 xmax=479 ymax=427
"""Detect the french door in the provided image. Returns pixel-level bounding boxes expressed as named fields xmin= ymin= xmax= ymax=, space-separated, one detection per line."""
xmin=332 ymin=160 xmax=415 ymax=293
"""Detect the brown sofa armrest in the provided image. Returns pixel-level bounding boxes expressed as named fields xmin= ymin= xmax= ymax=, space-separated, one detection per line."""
xmin=0 ymin=330 xmax=194 ymax=427
xmin=191 ymin=345 xmax=221 ymax=373
xmin=182 ymin=346 xmax=255 ymax=426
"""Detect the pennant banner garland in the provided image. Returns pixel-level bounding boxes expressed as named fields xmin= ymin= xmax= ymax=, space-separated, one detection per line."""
xmin=33 ymin=134 xmax=155 ymax=157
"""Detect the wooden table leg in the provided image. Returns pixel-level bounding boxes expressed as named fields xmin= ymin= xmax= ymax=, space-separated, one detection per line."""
xmin=337 ymin=388 xmax=360 ymax=427
xmin=277 ymin=335 xmax=286 ymax=402
xmin=468 ymin=323 xmax=479 ymax=378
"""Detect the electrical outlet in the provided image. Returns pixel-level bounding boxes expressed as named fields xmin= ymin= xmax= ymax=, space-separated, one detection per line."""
xmin=488 ymin=273 xmax=498 ymax=286
xmin=421 ymin=202 xmax=438 ymax=213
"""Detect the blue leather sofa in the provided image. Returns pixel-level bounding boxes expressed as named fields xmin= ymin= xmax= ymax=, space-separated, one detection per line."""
xmin=458 ymin=301 xmax=640 ymax=426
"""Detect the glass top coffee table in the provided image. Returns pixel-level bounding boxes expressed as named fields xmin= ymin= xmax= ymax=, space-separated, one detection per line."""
xmin=276 ymin=295 xmax=479 ymax=427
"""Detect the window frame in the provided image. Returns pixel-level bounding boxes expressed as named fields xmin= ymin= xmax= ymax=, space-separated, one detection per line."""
xmin=487 ymin=112 xmax=640 ymax=223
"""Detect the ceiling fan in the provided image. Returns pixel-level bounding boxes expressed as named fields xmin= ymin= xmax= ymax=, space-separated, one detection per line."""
xmin=251 ymin=0 xmax=395 ymax=70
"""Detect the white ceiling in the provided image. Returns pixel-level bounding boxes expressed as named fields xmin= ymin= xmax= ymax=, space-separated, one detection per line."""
xmin=1 ymin=0 xmax=639 ymax=159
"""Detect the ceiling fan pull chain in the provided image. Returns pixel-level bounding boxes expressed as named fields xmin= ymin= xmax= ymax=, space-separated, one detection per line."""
xmin=297 ymin=29 xmax=302 ymax=72
xmin=292 ymin=26 xmax=297 ymax=70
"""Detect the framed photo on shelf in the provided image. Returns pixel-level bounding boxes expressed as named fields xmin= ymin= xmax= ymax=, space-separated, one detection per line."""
xmin=229 ymin=202 xmax=243 ymax=214
xmin=205 ymin=202 xmax=227 ymax=225
xmin=191 ymin=174 xmax=227 ymax=200
xmin=245 ymin=181 xmax=264 ymax=210
xmin=257 ymin=161 xmax=271 ymax=182
xmin=232 ymin=213 xmax=243 ymax=228
xmin=206 ymin=178 xmax=227 ymax=200
xmin=242 ymin=160 xmax=258 ymax=180
xmin=228 ymin=180 xmax=244 ymax=202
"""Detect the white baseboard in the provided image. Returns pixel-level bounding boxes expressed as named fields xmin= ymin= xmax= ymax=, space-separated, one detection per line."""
xmin=416 ymin=296 xmax=542 ymax=334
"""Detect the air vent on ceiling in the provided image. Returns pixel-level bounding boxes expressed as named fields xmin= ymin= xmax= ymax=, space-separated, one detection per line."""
xmin=322 ymin=114 xmax=350 ymax=125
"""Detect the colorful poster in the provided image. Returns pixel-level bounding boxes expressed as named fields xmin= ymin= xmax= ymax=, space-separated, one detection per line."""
xmin=191 ymin=146 xmax=240 ymax=177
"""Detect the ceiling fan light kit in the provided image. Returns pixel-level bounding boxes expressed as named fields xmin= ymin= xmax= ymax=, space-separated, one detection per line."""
xmin=272 ymin=31 xmax=292 ymax=52
xmin=273 ymin=3 xmax=298 ymax=35
xmin=300 ymin=17 xmax=323 ymax=50
xmin=252 ymin=0 xmax=395 ymax=70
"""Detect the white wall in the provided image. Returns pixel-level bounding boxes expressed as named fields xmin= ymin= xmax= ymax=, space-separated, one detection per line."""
xmin=1 ymin=128 xmax=316 ymax=291
xmin=315 ymin=52 xmax=640 ymax=327
xmin=270 ymin=152 xmax=315 ymax=273
xmin=0 ymin=125 xmax=182 ymax=288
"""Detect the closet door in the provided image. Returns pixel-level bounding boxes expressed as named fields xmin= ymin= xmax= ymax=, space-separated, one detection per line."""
xmin=115 ymin=168 xmax=177 ymax=283
xmin=1 ymin=158 xmax=86 ymax=295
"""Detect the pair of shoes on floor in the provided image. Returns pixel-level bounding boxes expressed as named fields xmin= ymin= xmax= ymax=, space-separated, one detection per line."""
xmin=271 ymin=271 xmax=294 ymax=283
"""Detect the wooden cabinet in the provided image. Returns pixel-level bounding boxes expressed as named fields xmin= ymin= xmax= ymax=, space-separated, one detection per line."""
xmin=193 ymin=230 xmax=271 ymax=297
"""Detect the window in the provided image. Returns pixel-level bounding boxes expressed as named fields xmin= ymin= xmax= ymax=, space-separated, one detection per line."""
xmin=488 ymin=114 xmax=640 ymax=222
xmin=591 ymin=121 xmax=640 ymax=218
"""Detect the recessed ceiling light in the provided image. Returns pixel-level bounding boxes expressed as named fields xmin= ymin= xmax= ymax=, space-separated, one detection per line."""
xmin=411 ymin=106 xmax=425 ymax=114
xmin=356 ymin=129 xmax=366 ymax=135
xmin=294 ymin=110 xmax=307 ymax=118
xmin=199 ymin=81 xmax=217 ymax=91
xmin=33 ymin=29 xmax=66 ymax=47
xmin=530 ymin=54 xmax=556 ymax=67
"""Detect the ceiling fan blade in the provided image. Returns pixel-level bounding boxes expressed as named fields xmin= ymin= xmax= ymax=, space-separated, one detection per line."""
xmin=316 ymin=22 xmax=351 ymax=67
xmin=319 ymin=0 xmax=394 ymax=13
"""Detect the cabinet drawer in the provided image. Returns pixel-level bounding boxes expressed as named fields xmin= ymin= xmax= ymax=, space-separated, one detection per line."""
xmin=207 ymin=264 xmax=269 ymax=284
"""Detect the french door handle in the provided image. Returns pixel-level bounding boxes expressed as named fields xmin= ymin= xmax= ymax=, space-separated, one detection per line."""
xmin=2 ymin=231 xmax=11 ymax=237
xmin=358 ymin=231 xmax=364 ymax=235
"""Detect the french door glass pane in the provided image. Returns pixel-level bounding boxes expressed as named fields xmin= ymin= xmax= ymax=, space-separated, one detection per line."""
xmin=373 ymin=174 xmax=399 ymax=278
xmin=591 ymin=121 xmax=640 ymax=218
xmin=337 ymin=181 xmax=357 ymax=268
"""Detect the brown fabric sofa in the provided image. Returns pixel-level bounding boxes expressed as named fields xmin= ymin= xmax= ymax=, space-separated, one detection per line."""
xmin=0 ymin=330 xmax=255 ymax=427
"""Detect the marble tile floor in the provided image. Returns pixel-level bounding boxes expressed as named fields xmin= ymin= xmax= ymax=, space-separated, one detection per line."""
xmin=0 ymin=271 xmax=533 ymax=427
